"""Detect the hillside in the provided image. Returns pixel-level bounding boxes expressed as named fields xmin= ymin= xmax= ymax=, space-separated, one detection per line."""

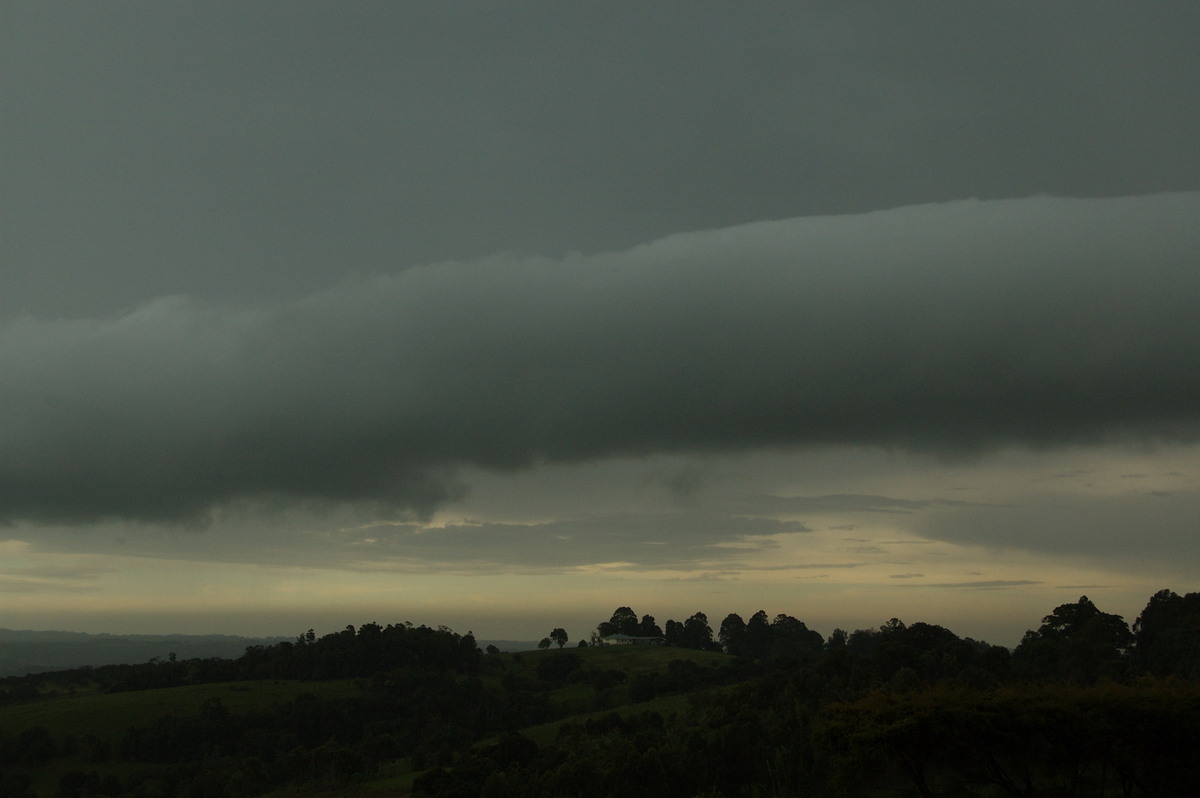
xmin=2 ymin=591 xmax=1199 ymax=797
xmin=0 ymin=636 xmax=735 ymax=798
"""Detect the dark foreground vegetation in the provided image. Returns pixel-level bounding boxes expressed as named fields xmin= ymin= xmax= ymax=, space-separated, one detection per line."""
xmin=2 ymin=589 xmax=1199 ymax=797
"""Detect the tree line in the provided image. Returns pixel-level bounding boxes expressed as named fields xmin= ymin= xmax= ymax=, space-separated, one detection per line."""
xmin=588 ymin=589 xmax=1200 ymax=683
xmin=450 ymin=589 xmax=1200 ymax=797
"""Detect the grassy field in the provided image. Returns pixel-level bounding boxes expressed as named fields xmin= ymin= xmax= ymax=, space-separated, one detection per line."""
xmin=2 ymin=679 xmax=368 ymax=797
xmin=0 ymin=644 xmax=730 ymax=797
xmin=2 ymin=679 xmax=364 ymax=746
xmin=517 ymin=689 xmax=698 ymax=748
xmin=255 ymin=646 xmax=731 ymax=798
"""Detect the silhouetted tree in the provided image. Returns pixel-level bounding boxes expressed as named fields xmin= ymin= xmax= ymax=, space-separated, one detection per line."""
xmin=718 ymin=613 xmax=747 ymax=655
xmin=549 ymin=628 xmax=568 ymax=649
xmin=597 ymin=606 xmax=639 ymax=638
xmin=638 ymin=614 xmax=663 ymax=637
xmin=611 ymin=607 xmax=639 ymax=636
xmin=1014 ymin=595 xmax=1133 ymax=682
xmin=1133 ymin=588 xmax=1200 ymax=678
xmin=682 ymin=612 xmax=715 ymax=650
xmin=769 ymin=614 xmax=824 ymax=660
xmin=744 ymin=610 xmax=772 ymax=659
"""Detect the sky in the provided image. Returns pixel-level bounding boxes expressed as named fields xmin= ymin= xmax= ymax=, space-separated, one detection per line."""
xmin=2 ymin=2 xmax=1199 ymax=648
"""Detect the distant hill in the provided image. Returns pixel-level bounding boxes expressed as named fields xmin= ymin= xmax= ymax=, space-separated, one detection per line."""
xmin=0 ymin=628 xmax=290 ymax=676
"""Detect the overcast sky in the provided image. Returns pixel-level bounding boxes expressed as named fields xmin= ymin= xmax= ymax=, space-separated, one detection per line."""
xmin=2 ymin=2 xmax=1198 ymax=646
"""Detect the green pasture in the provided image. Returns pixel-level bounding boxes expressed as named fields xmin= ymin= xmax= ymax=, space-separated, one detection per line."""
xmin=0 ymin=679 xmax=363 ymax=745
xmin=1 ymin=645 xmax=731 ymax=797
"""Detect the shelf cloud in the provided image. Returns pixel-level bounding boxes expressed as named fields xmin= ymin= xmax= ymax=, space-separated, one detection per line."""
xmin=3 ymin=192 xmax=1198 ymax=525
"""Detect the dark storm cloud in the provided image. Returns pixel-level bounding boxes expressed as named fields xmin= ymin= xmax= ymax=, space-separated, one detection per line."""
xmin=3 ymin=3 xmax=1199 ymax=317
xmin=2 ymin=192 xmax=1199 ymax=524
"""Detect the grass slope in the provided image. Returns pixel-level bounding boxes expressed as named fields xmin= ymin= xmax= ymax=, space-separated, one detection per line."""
xmin=261 ymin=646 xmax=731 ymax=798
xmin=1 ymin=645 xmax=731 ymax=797
xmin=2 ymin=679 xmax=363 ymax=746
xmin=1 ymin=679 xmax=365 ymax=797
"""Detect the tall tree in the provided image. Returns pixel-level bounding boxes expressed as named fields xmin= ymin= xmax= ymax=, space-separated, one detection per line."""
xmin=744 ymin=610 xmax=772 ymax=659
xmin=600 ymin=607 xmax=640 ymax=637
xmin=1133 ymin=589 xmax=1200 ymax=678
xmin=664 ymin=619 xmax=684 ymax=647
xmin=682 ymin=612 xmax=715 ymax=650
xmin=1014 ymin=596 xmax=1133 ymax=682
xmin=769 ymin=614 xmax=824 ymax=660
xmin=549 ymin=628 xmax=568 ymax=649
xmin=638 ymin=614 xmax=663 ymax=638
xmin=718 ymin=613 xmax=746 ymax=656
xmin=1030 ymin=596 xmax=1133 ymax=649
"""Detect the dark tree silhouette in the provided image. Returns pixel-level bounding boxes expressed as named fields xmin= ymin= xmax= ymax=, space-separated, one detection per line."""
xmin=611 ymin=607 xmax=639 ymax=636
xmin=744 ymin=610 xmax=772 ymax=659
xmin=1014 ymin=595 xmax=1133 ymax=682
xmin=1134 ymin=589 xmax=1200 ymax=678
xmin=682 ymin=612 xmax=715 ymax=650
xmin=597 ymin=606 xmax=639 ymax=638
xmin=718 ymin=613 xmax=746 ymax=655
xmin=769 ymin=614 xmax=824 ymax=660
xmin=638 ymin=614 xmax=663 ymax=637
xmin=664 ymin=619 xmax=684 ymax=647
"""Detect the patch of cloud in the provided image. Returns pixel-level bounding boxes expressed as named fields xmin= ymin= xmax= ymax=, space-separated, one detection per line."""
xmin=0 ymin=563 xmax=110 ymax=593
xmin=917 ymin=490 xmax=1200 ymax=563
xmin=742 ymin=494 xmax=974 ymax=515
xmin=2 ymin=193 xmax=1198 ymax=525
xmin=644 ymin=465 xmax=713 ymax=504
xmin=915 ymin=580 xmax=1043 ymax=589
xmin=661 ymin=571 xmax=740 ymax=582
xmin=333 ymin=512 xmax=810 ymax=570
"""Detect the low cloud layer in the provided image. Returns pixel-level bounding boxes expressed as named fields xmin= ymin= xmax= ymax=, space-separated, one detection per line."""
xmin=920 ymin=491 xmax=1200 ymax=563
xmin=339 ymin=512 xmax=809 ymax=571
xmin=3 ymin=193 xmax=1198 ymax=524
